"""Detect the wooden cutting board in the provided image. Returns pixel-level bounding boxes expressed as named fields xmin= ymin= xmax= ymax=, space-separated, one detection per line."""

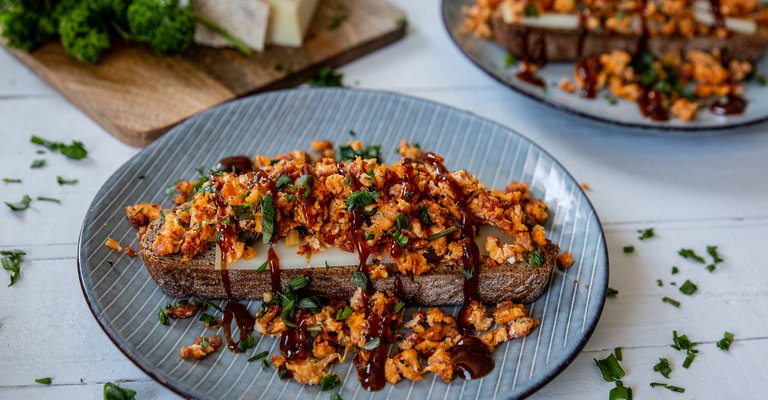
xmin=2 ymin=0 xmax=405 ymax=147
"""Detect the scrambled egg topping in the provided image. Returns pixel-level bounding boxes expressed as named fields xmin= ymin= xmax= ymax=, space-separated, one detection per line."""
xmin=135 ymin=140 xmax=551 ymax=273
xmin=255 ymin=289 xmax=538 ymax=386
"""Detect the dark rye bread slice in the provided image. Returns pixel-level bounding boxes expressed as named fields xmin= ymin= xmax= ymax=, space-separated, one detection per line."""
xmin=492 ymin=15 xmax=768 ymax=63
xmin=139 ymin=216 xmax=557 ymax=306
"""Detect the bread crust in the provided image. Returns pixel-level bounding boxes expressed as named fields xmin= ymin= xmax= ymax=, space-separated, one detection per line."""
xmin=492 ymin=14 xmax=768 ymax=63
xmin=139 ymin=214 xmax=557 ymax=305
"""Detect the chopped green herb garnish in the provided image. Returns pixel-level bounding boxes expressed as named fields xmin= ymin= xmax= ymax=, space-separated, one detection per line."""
xmin=393 ymin=301 xmax=406 ymax=313
xmin=460 ymin=268 xmax=473 ymax=279
xmin=395 ymin=17 xmax=408 ymax=29
xmin=351 ymin=272 xmax=368 ymax=289
xmin=523 ymin=3 xmax=539 ymax=17
xmin=662 ymin=297 xmax=680 ymax=308
xmin=607 ymin=287 xmax=619 ymax=298
xmin=309 ymin=67 xmax=344 ymax=87
xmin=158 ymin=307 xmax=169 ymax=325
xmin=614 ymin=347 xmax=623 ymax=361
xmin=298 ymin=296 xmax=321 ymax=311
xmin=706 ymin=264 xmax=716 ymax=272
xmin=237 ymin=335 xmax=255 ymax=352
xmin=2 ymin=178 xmax=21 ymax=183
xmin=637 ymin=228 xmax=655 ymax=240
xmin=30 ymin=159 xmax=46 ymax=169
xmin=716 ymin=331 xmax=734 ymax=351
xmin=256 ymin=260 xmax=268 ymax=273
xmin=656 ymin=279 xmax=663 ymax=287
xmin=297 ymin=174 xmax=314 ymax=199
xmin=418 ymin=205 xmax=431 ymax=226
xmin=103 ymin=382 xmax=136 ymax=400
xmin=653 ymin=358 xmax=672 ymax=378
xmin=605 ymin=96 xmax=618 ymax=106
xmin=248 ymin=351 xmax=269 ymax=362
xmin=427 ymin=226 xmax=458 ymax=241
xmin=650 ymin=382 xmax=685 ymax=393
xmin=679 ymin=280 xmax=697 ymax=295
xmin=35 ymin=377 xmax=52 ymax=385
xmin=287 ymin=276 xmax=309 ymax=291
xmin=199 ymin=313 xmax=219 ymax=327
xmin=362 ymin=337 xmax=381 ymax=350
xmin=757 ymin=73 xmax=767 ymax=86
xmin=327 ymin=15 xmax=346 ymax=30
xmin=262 ymin=359 xmax=271 ymax=369
xmin=338 ymin=144 xmax=381 ymax=162
xmin=30 ymin=136 xmax=87 ymax=160
xmin=706 ymin=245 xmax=723 ymax=264
xmin=527 ymin=250 xmax=544 ymax=267
xmin=276 ymin=174 xmax=293 ymax=189
xmin=319 ymin=373 xmax=341 ymax=390
xmin=594 ymin=353 xmax=625 ymax=382
xmin=331 ymin=393 xmax=343 ymax=400
xmin=392 ymin=231 xmax=408 ymax=248
xmin=261 ymin=193 xmax=276 ymax=244
xmin=395 ymin=213 xmax=410 ymax=230
xmin=623 ymin=245 xmax=634 ymax=254
xmin=609 ymin=382 xmax=633 ymax=400
xmin=56 ymin=176 xmax=78 ymax=185
xmin=335 ymin=305 xmax=353 ymax=321
xmin=503 ymin=54 xmax=517 ymax=67
xmin=671 ymin=330 xmax=699 ymax=368
xmin=37 ymin=196 xmax=60 ymax=203
xmin=678 ymin=248 xmax=705 ymax=263
xmin=671 ymin=266 xmax=679 ymax=274
xmin=346 ymin=190 xmax=378 ymax=211
xmin=5 ymin=195 xmax=31 ymax=211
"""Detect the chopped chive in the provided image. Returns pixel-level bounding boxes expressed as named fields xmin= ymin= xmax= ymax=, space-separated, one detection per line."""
xmin=678 ymin=248 xmax=705 ymax=264
xmin=607 ymin=287 xmax=619 ymax=298
xmin=614 ymin=347 xmax=623 ymax=361
xmin=671 ymin=266 xmax=679 ymax=274
xmin=35 ymin=377 xmax=52 ymax=385
xmin=593 ymin=353 xmax=625 ymax=381
xmin=623 ymin=245 xmax=634 ymax=254
xmin=36 ymin=196 xmax=61 ymax=203
xmin=637 ymin=228 xmax=654 ymax=240
xmin=716 ymin=331 xmax=734 ymax=351
xmin=2 ymin=178 xmax=22 ymax=183
xmin=653 ymin=358 xmax=671 ymax=378
xmin=656 ymin=279 xmax=663 ymax=287
xmin=426 ymin=226 xmax=458 ymax=241
xmin=679 ymin=280 xmax=697 ymax=296
xmin=650 ymin=382 xmax=685 ymax=393
xmin=662 ymin=297 xmax=680 ymax=308
xmin=247 ymin=351 xmax=269 ymax=362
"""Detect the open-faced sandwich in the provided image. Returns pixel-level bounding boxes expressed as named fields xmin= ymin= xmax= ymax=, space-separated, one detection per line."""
xmin=124 ymin=139 xmax=571 ymax=391
xmin=463 ymin=0 xmax=768 ymax=121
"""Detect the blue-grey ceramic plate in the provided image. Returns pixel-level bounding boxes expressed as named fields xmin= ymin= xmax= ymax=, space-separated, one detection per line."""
xmin=442 ymin=0 xmax=768 ymax=131
xmin=78 ymin=88 xmax=608 ymax=399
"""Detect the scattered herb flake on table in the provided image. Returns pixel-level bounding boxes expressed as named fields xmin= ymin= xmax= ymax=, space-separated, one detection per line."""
xmin=2 ymin=178 xmax=22 ymax=184
xmin=671 ymin=330 xmax=699 ymax=368
xmin=678 ymin=248 xmax=705 ymax=263
xmin=653 ymin=357 xmax=672 ymax=378
xmin=34 ymin=377 xmax=52 ymax=385
xmin=56 ymin=176 xmax=78 ymax=185
xmin=707 ymin=245 xmax=724 ymax=263
xmin=309 ymin=67 xmax=345 ymax=87
xmin=656 ymin=279 xmax=664 ymax=287
xmin=30 ymin=159 xmax=46 ymax=169
xmin=650 ymin=382 xmax=685 ymax=393
xmin=103 ymin=382 xmax=136 ymax=400
xmin=671 ymin=266 xmax=679 ymax=274
xmin=247 ymin=351 xmax=269 ymax=362
xmin=662 ymin=297 xmax=681 ymax=308
xmin=327 ymin=15 xmax=346 ymax=30
xmin=607 ymin=287 xmax=619 ymax=298
xmin=609 ymin=380 xmax=632 ymax=400
xmin=594 ymin=352 xmax=625 ymax=381
xmin=679 ymin=280 xmax=698 ymax=295
xmin=716 ymin=331 xmax=735 ymax=351
xmin=37 ymin=196 xmax=61 ymax=204
xmin=623 ymin=245 xmax=634 ymax=254
xmin=1 ymin=250 xmax=25 ymax=286
xmin=637 ymin=228 xmax=655 ymax=240
xmin=30 ymin=136 xmax=87 ymax=160
xmin=5 ymin=195 xmax=31 ymax=211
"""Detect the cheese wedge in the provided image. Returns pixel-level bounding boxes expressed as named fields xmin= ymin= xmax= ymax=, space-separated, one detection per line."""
xmin=264 ymin=0 xmax=321 ymax=47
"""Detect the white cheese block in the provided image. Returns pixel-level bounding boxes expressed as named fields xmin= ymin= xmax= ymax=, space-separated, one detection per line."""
xmin=693 ymin=0 xmax=756 ymax=35
xmin=263 ymin=0 xmax=321 ymax=47
xmin=192 ymin=0 xmax=270 ymax=52
xmin=218 ymin=226 xmax=519 ymax=270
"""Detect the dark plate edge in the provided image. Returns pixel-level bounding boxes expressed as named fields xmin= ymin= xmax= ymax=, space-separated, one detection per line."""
xmin=76 ymin=87 xmax=610 ymax=400
xmin=439 ymin=0 xmax=768 ymax=133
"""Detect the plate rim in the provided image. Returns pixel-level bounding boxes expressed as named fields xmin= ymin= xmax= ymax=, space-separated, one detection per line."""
xmin=439 ymin=0 xmax=768 ymax=132
xmin=77 ymin=87 xmax=609 ymax=400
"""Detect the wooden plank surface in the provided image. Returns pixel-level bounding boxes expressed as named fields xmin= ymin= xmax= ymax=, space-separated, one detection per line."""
xmin=2 ymin=0 xmax=405 ymax=147
xmin=2 ymin=0 xmax=768 ymax=398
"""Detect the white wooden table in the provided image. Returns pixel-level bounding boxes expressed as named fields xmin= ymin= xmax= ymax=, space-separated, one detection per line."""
xmin=1 ymin=1 xmax=766 ymax=398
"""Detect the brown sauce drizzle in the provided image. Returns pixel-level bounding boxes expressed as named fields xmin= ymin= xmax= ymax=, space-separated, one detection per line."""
xmin=710 ymin=0 xmax=725 ymax=30
xmin=710 ymin=94 xmax=747 ymax=115
xmin=215 ymin=155 xmax=254 ymax=175
xmin=222 ymin=301 xmax=256 ymax=352
xmin=638 ymin=89 xmax=669 ymax=121
xmin=280 ymin=309 xmax=312 ymax=360
xmin=516 ymin=63 xmax=546 ymax=88
xmin=574 ymin=58 xmax=601 ymax=99
xmin=423 ymin=152 xmax=494 ymax=380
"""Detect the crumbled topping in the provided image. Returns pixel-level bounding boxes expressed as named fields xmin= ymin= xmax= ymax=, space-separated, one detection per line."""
xmin=180 ymin=334 xmax=222 ymax=360
xmin=105 ymin=237 xmax=122 ymax=252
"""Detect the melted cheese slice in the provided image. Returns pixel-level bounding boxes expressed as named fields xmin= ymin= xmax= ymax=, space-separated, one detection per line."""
xmin=217 ymin=226 xmax=518 ymax=270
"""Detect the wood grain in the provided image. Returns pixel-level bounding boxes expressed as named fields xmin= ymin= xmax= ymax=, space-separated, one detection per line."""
xmin=1 ymin=0 xmax=405 ymax=147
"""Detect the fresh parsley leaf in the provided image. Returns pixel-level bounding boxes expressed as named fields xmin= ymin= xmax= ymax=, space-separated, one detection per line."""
xmin=297 ymin=174 xmax=314 ymax=199
xmin=351 ymin=272 xmax=368 ymax=289
xmin=678 ymin=248 xmax=705 ymax=263
xmin=37 ymin=196 xmax=61 ymax=203
xmin=418 ymin=205 xmax=431 ymax=226
xmin=706 ymin=245 xmax=723 ymax=264
xmin=335 ymin=305 xmax=353 ymax=321
xmin=261 ymin=193 xmax=276 ymax=244
xmin=35 ymin=377 xmax=52 ymax=385
xmin=30 ymin=159 xmax=46 ymax=169
xmin=202 ymin=300 xmax=223 ymax=312
xmin=362 ymin=337 xmax=381 ymax=350
xmin=650 ymin=382 xmax=685 ymax=393
xmin=716 ymin=331 xmax=734 ymax=351
xmin=248 ymin=351 xmax=269 ymax=362
xmin=662 ymin=297 xmax=680 ymax=308
xmin=56 ymin=176 xmax=78 ymax=185
xmin=594 ymin=353 xmax=625 ymax=381
xmin=637 ymin=228 xmax=655 ymax=240
xmin=319 ymin=373 xmax=341 ymax=390
xmin=427 ymin=226 xmax=458 ymax=241
xmin=103 ymin=382 xmax=136 ymax=400
xmin=309 ymin=67 xmax=344 ymax=87
xmin=392 ymin=231 xmax=408 ymax=248
xmin=623 ymin=245 xmax=634 ymax=254
xmin=30 ymin=136 xmax=87 ymax=160
xmin=157 ymin=307 xmax=169 ymax=325
xmin=5 ymin=195 xmax=31 ymax=211
xmin=607 ymin=287 xmax=619 ymax=298
xmin=653 ymin=358 xmax=672 ymax=378
xmin=679 ymin=280 xmax=697 ymax=295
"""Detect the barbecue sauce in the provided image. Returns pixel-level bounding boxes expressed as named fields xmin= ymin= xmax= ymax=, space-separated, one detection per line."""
xmin=215 ymin=156 xmax=253 ymax=175
xmin=516 ymin=63 xmax=546 ymax=88
xmin=710 ymin=94 xmax=747 ymax=115
xmin=638 ymin=89 xmax=669 ymax=121
xmin=574 ymin=58 xmax=601 ymax=99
